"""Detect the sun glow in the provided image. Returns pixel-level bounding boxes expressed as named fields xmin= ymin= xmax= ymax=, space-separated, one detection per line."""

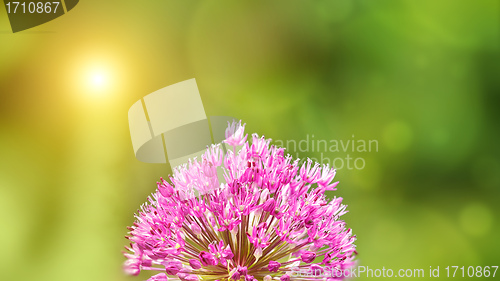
xmin=89 ymin=71 xmax=108 ymax=89
xmin=68 ymin=49 xmax=130 ymax=104
xmin=86 ymin=68 xmax=111 ymax=93
xmin=72 ymin=55 xmax=119 ymax=98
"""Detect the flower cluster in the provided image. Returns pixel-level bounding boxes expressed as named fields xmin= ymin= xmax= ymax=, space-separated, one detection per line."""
xmin=124 ymin=121 xmax=357 ymax=281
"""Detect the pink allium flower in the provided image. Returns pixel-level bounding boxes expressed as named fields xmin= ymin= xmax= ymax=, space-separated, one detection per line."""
xmin=123 ymin=121 xmax=357 ymax=281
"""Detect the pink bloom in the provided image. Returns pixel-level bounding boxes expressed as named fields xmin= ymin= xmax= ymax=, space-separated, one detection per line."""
xmin=198 ymin=251 xmax=217 ymax=266
xmin=230 ymin=270 xmax=241 ymax=280
xmin=247 ymin=222 xmax=271 ymax=249
xmin=224 ymin=120 xmax=247 ymax=147
xmin=123 ymin=121 xmax=356 ymax=280
xmin=262 ymin=198 xmax=276 ymax=212
xmin=237 ymin=266 xmax=248 ymax=276
xmin=208 ymin=240 xmax=234 ymax=267
xmin=157 ymin=178 xmax=174 ymax=197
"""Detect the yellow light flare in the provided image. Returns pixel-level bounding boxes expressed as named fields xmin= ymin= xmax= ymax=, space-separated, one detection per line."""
xmin=89 ymin=70 xmax=109 ymax=90
xmin=66 ymin=47 xmax=131 ymax=106
xmin=84 ymin=66 xmax=112 ymax=94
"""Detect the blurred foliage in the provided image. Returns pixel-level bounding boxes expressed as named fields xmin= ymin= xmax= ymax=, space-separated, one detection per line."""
xmin=0 ymin=0 xmax=499 ymax=280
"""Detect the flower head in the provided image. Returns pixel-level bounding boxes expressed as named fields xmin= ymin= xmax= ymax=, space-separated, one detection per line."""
xmin=123 ymin=121 xmax=357 ymax=281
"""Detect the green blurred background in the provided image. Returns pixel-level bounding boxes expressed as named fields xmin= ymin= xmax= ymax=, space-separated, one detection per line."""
xmin=0 ymin=0 xmax=499 ymax=280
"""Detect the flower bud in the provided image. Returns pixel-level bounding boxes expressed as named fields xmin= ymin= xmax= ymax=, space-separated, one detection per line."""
xmin=165 ymin=264 xmax=181 ymax=275
xmin=301 ymin=251 xmax=316 ymax=263
xmin=268 ymin=260 xmax=281 ymax=272
xmin=189 ymin=259 xmax=202 ymax=269
xmin=184 ymin=275 xmax=199 ymax=281
xmin=123 ymin=259 xmax=140 ymax=276
xmin=206 ymin=212 xmax=216 ymax=227
xmin=280 ymin=274 xmax=290 ymax=281
xmin=230 ymin=271 xmax=241 ymax=281
xmin=260 ymin=188 xmax=270 ymax=203
xmin=177 ymin=272 xmax=188 ymax=280
xmin=310 ymin=264 xmax=323 ymax=276
xmin=254 ymin=247 xmax=263 ymax=260
xmin=190 ymin=222 xmax=202 ymax=236
xmin=157 ymin=178 xmax=174 ymax=198
xmin=262 ymin=198 xmax=276 ymax=212
xmin=222 ymin=245 xmax=234 ymax=260
xmin=237 ymin=266 xmax=248 ymax=276
xmin=199 ymin=251 xmax=217 ymax=266
xmin=162 ymin=260 xmax=182 ymax=274
xmin=148 ymin=273 xmax=168 ymax=281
